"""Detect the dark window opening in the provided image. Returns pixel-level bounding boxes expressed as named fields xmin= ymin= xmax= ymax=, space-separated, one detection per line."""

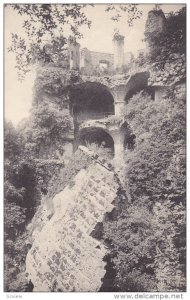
xmin=70 ymin=82 xmax=115 ymax=123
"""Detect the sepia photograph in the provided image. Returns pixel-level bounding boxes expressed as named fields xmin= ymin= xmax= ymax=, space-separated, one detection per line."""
xmin=4 ymin=2 xmax=186 ymax=294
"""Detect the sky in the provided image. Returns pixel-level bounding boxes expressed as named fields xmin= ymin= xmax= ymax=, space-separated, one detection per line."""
xmin=4 ymin=4 xmax=184 ymax=126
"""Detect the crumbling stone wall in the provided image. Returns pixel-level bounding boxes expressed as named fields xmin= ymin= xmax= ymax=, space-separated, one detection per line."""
xmin=89 ymin=51 xmax=114 ymax=69
xmin=145 ymin=10 xmax=166 ymax=36
xmin=80 ymin=48 xmax=114 ymax=74
xmin=25 ymin=147 xmax=120 ymax=292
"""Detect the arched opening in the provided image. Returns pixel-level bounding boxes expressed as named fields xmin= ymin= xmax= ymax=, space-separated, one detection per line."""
xmin=124 ymin=71 xmax=154 ymax=103
xmin=70 ymin=82 xmax=115 ymax=124
xmin=75 ymin=127 xmax=114 ymax=159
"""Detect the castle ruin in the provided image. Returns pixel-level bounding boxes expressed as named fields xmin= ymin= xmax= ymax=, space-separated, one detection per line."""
xmin=25 ymin=8 xmax=186 ymax=292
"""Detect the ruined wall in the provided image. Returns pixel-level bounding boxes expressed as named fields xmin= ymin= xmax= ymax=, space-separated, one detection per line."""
xmin=80 ymin=49 xmax=132 ymax=74
xmin=80 ymin=49 xmax=114 ymax=74
xmin=32 ymin=66 xmax=75 ymax=160
xmin=145 ymin=9 xmax=166 ymax=55
xmin=145 ymin=10 xmax=166 ymax=35
xmin=89 ymin=51 xmax=114 ymax=68
xmin=26 ymin=147 xmax=120 ymax=292
xmin=68 ymin=37 xmax=80 ymax=70
xmin=80 ymin=48 xmax=92 ymax=73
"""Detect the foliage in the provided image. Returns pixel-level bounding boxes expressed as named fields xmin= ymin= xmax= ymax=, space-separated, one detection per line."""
xmin=102 ymin=87 xmax=185 ymax=292
xmin=4 ymin=204 xmax=26 ymax=238
xmin=34 ymin=159 xmax=65 ymax=190
xmin=4 ymin=60 xmax=74 ymax=289
xmin=152 ymin=200 xmax=186 ymax=291
xmin=4 ymin=4 xmax=186 ymax=293
xmin=21 ymin=102 xmax=72 ymax=159
xmin=6 ymin=272 xmax=31 ymax=292
xmin=4 ymin=181 xmax=25 ymax=206
xmin=7 ymin=4 xmax=92 ymax=79
xmin=144 ymin=7 xmax=186 ymax=69
xmin=45 ymin=149 xmax=92 ymax=202
xmin=16 ymin=65 xmax=75 ymax=160
xmin=5 ymin=122 xmax=40 ymax=215
xmin=135 ymin=51 xmax=146 ymax=68
xmin=4 ymin=233 xmax=30 ymax=292
xmin=4 ymin=121 xmax=23 ymax=160
xmin=105 ymin=4 xmax=142 ymax=26
xmin=102 ymin=197 xmax=157 ymax=292
xmin=33 ymin=66 xmax=79 ymax=97
xmin=4 ymin=156 xmax=40 ymax=292
xmin=7 ymin=3 xmax=145 ymax=80
xmin=4 ymin=121 xmax=41 ymax=291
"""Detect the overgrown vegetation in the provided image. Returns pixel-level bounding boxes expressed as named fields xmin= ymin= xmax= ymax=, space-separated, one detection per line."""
xmin=4 ymin=4 xmax=186 ymax=293
xmin=4 ymin=121 xmax=66 ymax=291
xmin=7 ymin=3 xmax=142 ymax=80
xmin=45 ymin=149 xmax=92 ymax=201
xmin=4 ymin=122 xmax=38 ymax=291
xmin=100 ymin=8 xmax=186 ymax=291
xmin=7 ymin=4 xmax=92 ymax=79
xmin=101 ymin=87 xmax=185 ymax=292
xmin=135 ymin=6 xmax=186 ymax=72
xmin=145 ymin=7 xmax=186 ymax=68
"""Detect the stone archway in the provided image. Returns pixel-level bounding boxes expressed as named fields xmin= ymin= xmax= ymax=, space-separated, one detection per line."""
xmin=124 ymin=71 xmax=150 ymax=103
xmin=70 ymin=82 xmax=115 ymax=124
xmin=75 ymin=127 xmax=114 ymax=159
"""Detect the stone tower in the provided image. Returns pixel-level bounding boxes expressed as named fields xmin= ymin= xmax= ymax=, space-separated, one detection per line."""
xmin=68 ymin=36 xmax=80 ymax=70
xmin=145 ymin=9 xmax=166 ymax=52
xmin=113 ymin=31 xmax=125 ymax=71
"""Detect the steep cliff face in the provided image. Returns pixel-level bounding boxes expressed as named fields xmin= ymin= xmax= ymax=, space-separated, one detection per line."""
xmin=25 ymin=148 xmax=121 ymax=292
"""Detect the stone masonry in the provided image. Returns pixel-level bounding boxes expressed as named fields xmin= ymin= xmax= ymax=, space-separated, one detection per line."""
xmin=26 ymin=146 xmax=120 ymax=292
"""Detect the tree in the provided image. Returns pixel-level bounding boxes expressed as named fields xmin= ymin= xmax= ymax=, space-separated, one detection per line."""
xmin=102 ymin=198 xmax=157 ymax=292
xmin=6 ymin=4 xmax=143 ymax=79
xmin=5 ymin=4 xmax=186 ymax=293
xmin=6 ymin=4 xmax=92 ymax=79
xmin=98 ymin=9 xmax=186 ymax=290
xmin=21 ymin=100 xmax=72 ymax=159
xmin=101 ymin=83 xmax=185 ymax=292
xmin=4 ymin=232 xmax=30 ymax=292
xmin=144 ymin=7 xmax=186 ymax=68
xmin=4 ymin=121 xmax=23 ymax=160
xmin=105 ymin=4 xmax=142 ymax=25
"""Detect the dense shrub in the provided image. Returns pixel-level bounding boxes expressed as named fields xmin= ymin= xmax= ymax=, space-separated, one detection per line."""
xmin=101 ymin=88 xmax=185 ymax=292
xmin=45 ymin=149 xmax=92 ymax=201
